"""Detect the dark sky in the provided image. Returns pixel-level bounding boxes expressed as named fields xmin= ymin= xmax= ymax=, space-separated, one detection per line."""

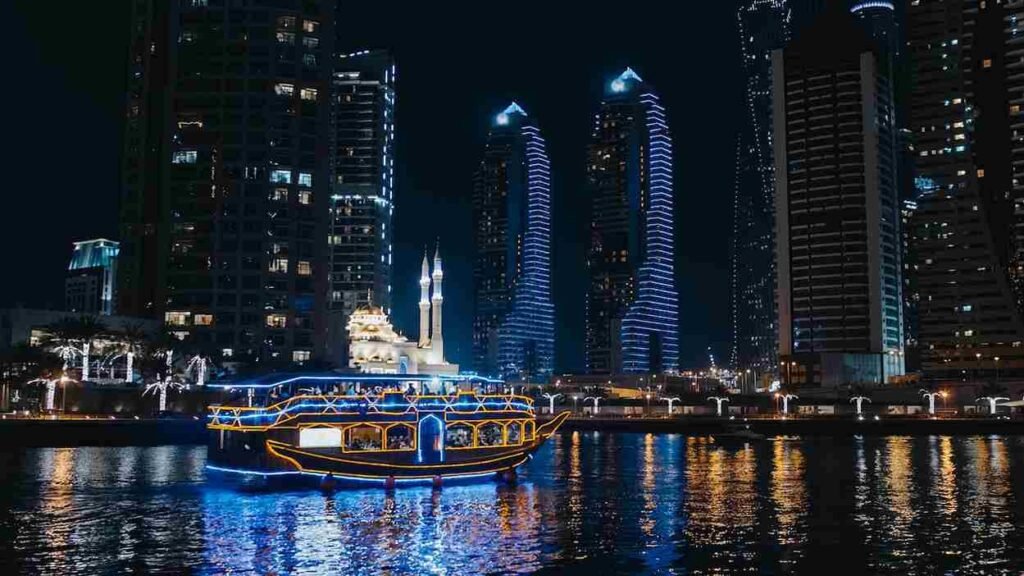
xmin=2 ymin=1 xmax=744 ymax=372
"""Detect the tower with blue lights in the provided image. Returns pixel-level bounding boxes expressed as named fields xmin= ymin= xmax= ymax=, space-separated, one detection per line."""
xmin=472 ymin=103 xmax=555 ymax=382
xmin=585 ymin=69 xmax=679 ymax=375
xmin=731 ymin=0 xmax=790 ymax=385
xmin=66 ymin=239 xmax=120 ymax=316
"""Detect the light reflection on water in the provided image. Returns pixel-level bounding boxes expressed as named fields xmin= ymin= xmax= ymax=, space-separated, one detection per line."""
xmin=1 ymin=434 xmax=1023 ymax=574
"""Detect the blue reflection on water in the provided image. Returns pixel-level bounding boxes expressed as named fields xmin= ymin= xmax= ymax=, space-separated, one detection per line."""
xmin=2 ymin=433 xmax=1024 ymax=575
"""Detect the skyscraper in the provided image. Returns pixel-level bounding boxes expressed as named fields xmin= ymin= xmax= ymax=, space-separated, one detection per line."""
xmin=585 ymin=69 xmax=679 ymax=375
xmin=472 ymin=103 xmax=554 ymax=381
xmin=731 ymin=0 xmax=790 ymax=384
xmin=773 ymin=11 xmax=904 ymax=387
xmin=120 ymin=1 xmax=336 ymax=363
xmin=327 ymin=49 xmax=396 ymax=363
xmin=66 ymin=239 xmax=120 ymax=316
xmin=906 ymin=0 xmax=1024 ymax=383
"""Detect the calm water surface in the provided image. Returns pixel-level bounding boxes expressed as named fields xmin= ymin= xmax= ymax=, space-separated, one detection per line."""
xmin=1 ymin=433 xmax=1023 ymax=575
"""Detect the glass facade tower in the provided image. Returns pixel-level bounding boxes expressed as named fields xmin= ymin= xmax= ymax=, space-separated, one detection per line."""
xmin=120 ymin=0 xmax=336 ymax=363
xmin=585 ymin=69 xmax=679 ymax=375
xmin=327 ymin=49 xmax=396 ymax=363
xmin=731 ymin=0 xmax=790 ymax=383
xmin=472 ymin=103 xmax=554 ymax=382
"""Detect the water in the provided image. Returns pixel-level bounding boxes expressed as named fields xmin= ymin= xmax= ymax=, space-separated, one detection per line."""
xmin=1 ymin=433 xmax=1023 ymax=575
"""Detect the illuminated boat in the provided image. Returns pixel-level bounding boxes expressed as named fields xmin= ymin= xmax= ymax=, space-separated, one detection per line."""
xmin=206 ymin=374 xmax=570 ymax=487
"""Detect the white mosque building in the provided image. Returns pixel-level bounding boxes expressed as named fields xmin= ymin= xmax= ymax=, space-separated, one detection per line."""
xmin=347 ymin=248 xmax=458 ymax=375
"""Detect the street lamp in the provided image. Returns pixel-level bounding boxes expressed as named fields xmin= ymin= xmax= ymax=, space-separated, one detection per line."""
xmin=542 ymin=393 xmax=562 ymax=414
xmin=584 ymin=396 xmax=601 ymax=415
xmin=645 ymin=393 xmax=651 ymax=415
xmin=995 ymin=356 xmax=1001 ymax=386
xmin=661 ymin=396 xmax=681 ymax=416
xmin=572 ymin=394 xmax=579 ymax=414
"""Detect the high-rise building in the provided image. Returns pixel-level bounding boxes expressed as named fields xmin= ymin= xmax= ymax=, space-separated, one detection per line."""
xmin=772 ymin=11 xmax=904 ymax=387
xmin=471 ymin=103 xmax=555 ymax=382
xmin=120 ymin=1 xmax=336 ymax=363
xmin=731 ymin=0 xmax=790 ymax=385
xmin=906 ymin=0 xmax=1024 ymax=383
xmin=66 ymin=239 xmax=120 ymax=316
xmin=327 ymin=49 xmax=396 ymax=363
xmin=585 ymin=69 xmax=679 ymax=375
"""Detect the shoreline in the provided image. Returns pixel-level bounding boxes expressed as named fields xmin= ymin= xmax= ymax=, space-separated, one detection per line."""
xmin=1 ymin=416 xmax=1022 ymax=448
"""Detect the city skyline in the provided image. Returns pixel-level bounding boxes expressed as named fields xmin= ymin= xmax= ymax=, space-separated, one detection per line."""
xmin=1 ymin=1 xmax=743 ymax=371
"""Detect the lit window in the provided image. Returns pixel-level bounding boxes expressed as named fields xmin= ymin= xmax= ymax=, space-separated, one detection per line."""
xmin=297 ymin=261 xmax=312 ymax=276
xmin=277 ymin=16 xmax=296 ymax=29
xmin=983 ymin=58 xmax=992 ymax=68
xmin=172 ymin=150 xmax=198 ymax=164
xmin=302 ymin=36 xmax=319 ymax=50
xmin=298 ymin=172 xmax=313 ymax=187
xmin=302 ymin=53 xmax=317 ymax=67
xmin=276 ymin=31 xmax=295 ymax=44
xmin=293 ymin=350 xmax=312 ymax=362
xmin=298 ymin=191 xmax=312 ymax=205
xmin=194 ymin=314 xmax=214 ymax=326
xmin=300 ymin=88 xmax=318 ymax=101
xmin=275 ymin=83 xmax=294 ymax=96
xmin=302 ymin=20 xmax=319 ymax=33
xmin=962 ymin=305 xmax=973 ymax=312
xmin=271 ymin=188 xmax=289 ymax=201
xmin=964 ymin=330 xmax=974 ymax=337
xmin=977 ymin=169 xmax=986 ymax=178
xmin=1012 ymin=105 xmax=1021 ymax=115
xmin=222 ymin=348 xmax=233 ymax=358
xmin=165 ymin=311 xmax=190 ymax=326
xmin=270 ymin=258 xmax=289 ymax=273
xmin=270 ymin=170 xmax=292 ymax=184
xmin=266 ymin=314 xmax=287 ymax=328
xmin=299 ymin=426 xmax=338 ymax=448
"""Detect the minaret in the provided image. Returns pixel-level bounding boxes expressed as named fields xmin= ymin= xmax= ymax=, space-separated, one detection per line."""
xmin=418 ymin=250 xmax=431 ymax=347
xmin=431 ymin=244 xmax=444 ymax=361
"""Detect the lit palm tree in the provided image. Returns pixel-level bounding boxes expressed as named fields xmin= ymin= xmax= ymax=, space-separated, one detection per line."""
xmin=707 ymin=395 xmax=730 ymax=417
xmin=144 ymin=375 xmax=185 ymax=413
xmin=118 ymin=322 xmax=149 ymax=384
xmin=976 ymin=381 xmax=1009 ymax=417
xmin=848 ymin=384 xmax=872 ymax=416
xmin=40 ymin=318 xmax=81 ymax=372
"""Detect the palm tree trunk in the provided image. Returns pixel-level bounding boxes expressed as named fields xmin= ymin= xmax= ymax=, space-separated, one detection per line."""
xmin=159 ymin=385 xmax=167 ymax=412
xmin=81 ymin=342 xmax=90 ymax=382
xmin=45 ymin=381 xmax=55 ymax=411
xmin=126 ymin=352 xmax=134 ymax=384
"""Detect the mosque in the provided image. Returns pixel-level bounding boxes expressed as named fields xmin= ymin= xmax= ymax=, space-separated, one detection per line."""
xmin=346 ymin=248 xmax=459 ymax=375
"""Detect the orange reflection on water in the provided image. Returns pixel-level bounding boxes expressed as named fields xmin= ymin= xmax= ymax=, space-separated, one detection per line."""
xmin=769 ymin=438 xmax=806 ymax=548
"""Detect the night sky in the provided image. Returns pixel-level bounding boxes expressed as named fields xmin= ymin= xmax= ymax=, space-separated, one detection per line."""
xmin=2 ymin=1 xmax=744 ymax=372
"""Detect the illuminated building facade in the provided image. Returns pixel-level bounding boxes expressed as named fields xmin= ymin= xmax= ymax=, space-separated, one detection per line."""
xmin=328 ymin=49 xmax=396 ymax=362
xmin=773 ymin=12 xmax=904 ymax=387
xmin=906 ymin=0 xmax=1024 ymax=383
xmin=472 ymin=103 xmax=554 ymax=382
xmin=66 ymin=239 xmax=120 ymax=316
xmin=347 ymin=249 xmax=457 ymax=375
xmin=585 ymin=68 xmax=679 ymax=375
xmin=119 ymin=1 xmax=336 ymax=363
xmin=731 ymin=0 xmax=790 ymax=385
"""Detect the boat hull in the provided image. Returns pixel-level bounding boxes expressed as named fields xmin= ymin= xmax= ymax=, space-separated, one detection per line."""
xmin=207 ymin=411 xmax=570 ymax=487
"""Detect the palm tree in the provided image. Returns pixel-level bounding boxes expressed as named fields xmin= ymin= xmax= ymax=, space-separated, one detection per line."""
xmin=117 ymin=322 xmax=149 ymax=384
xmin=848 ymin=384 xmax=872 ymax=416
xmin=46 ymin=316 xmax=106 ymax=382
xmin=976 ymin=380 xmax=1010 ymax=416
xmin=182 ymin=335 xmax=218 ymax=388
xmin=40 ymin=318 xmax=81 ymax=372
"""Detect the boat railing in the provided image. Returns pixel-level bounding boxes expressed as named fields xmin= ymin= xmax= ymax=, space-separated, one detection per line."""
xmin=208 ymin=393 xmax=535 ymax=430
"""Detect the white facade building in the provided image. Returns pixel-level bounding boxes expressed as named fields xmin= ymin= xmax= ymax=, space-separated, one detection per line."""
xmin=347 ymin=248 xmax=458 ymax=375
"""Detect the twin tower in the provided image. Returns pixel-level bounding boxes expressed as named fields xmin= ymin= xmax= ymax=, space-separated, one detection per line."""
xmin=418 ymin=247 xmax=444 ymax=361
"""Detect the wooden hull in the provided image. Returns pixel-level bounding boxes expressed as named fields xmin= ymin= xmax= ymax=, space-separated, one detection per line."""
xmin=208 ymin=411 xmax=570 ymax=487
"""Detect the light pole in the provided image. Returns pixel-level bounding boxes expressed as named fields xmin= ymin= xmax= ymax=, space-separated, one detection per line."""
xmin=661 ymin=397 xmax=681 ymax=416
xmin=780 ymin=394 xmax=798 ymax=415
xmin=940 ymin=391 xmax=948 ymax=411
xmin=542 ymin=393 xmax=562 ymax=414
xmin=572 ymin=394 xmax=579 ymax=414
xmin=849 ymin=396 xmax=871 ymax=416
xmin=645 ymin=393 xmax=651 ymax=416
xmin=995 ymin=356 xmax=1001 ymax=387
xmin=920 ymin=390 xmax=939 ymax=415
xmin=584 ymin=396 xmax=601 ymax=415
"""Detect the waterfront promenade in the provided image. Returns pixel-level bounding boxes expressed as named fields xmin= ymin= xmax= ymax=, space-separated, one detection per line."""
xmin=1 ymin=413 xmax=1022 ymax=448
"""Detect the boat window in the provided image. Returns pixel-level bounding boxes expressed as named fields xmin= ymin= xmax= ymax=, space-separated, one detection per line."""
xmin=386 ymin=425 xmax=415 ymax=451
xmin=446 ymin=423 xmax=474 ymax=448
xmin=299 ymin=427 xmax=340 ymax=448
xmin=506 ymin=422 xmax=522 ymax=445
xmin=478 ymin=422 xmax=504 ymax=447
xmin=345 ymin=425 xmax=382 ymax=451
xmin=524 ymin=421 xmax=535 ymax=441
